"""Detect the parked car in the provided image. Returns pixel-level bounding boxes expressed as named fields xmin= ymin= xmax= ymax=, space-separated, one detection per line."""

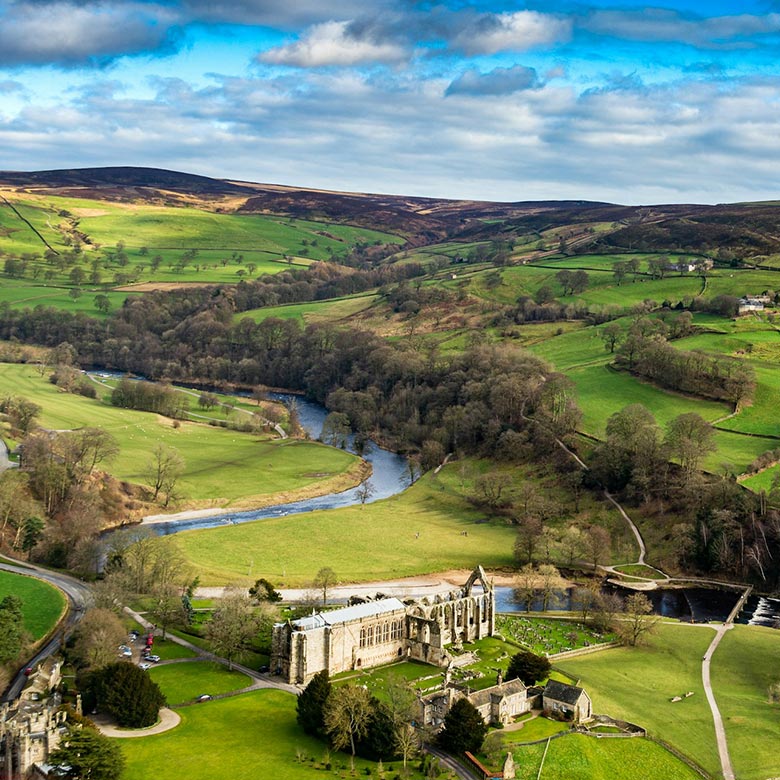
xmin=258 ymin=665 xmax=269 ymax=673
xmin=196 ymin=694 xmax=213 ymax=702
xmin=139 ymin=662 xmax=151 ymax=671
xmin=147 ymin=654 xmax=161 ymax=663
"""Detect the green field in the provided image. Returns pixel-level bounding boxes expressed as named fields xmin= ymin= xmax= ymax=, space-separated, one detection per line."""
xmin=711 ymin=625 xmax=780 ymax=780
xmin=0 ymin=193 xmax=403 ymax=297
xmin=0 ymin=363 xmax=360 ymax=505
xmin=569 ymin=364 xmax=728 ymax=437
xmin=148 ymin=661 xmax=252 ymax=705
xmin=237 ymin=294 xmax=379 ymax=325
xmin=172 ymin=466 xmax=516 ymax=586
xmin=0 ymin=569 xmax=66 ymax=640
xmin=0 ymin=278 xmax=134 ymax=316
xmin=118 ymin=688 xmax=430 ymax=780
xmin=537 ymin=735 xmax=701 ymax=780
xmin=558 ymin=623 xmax=717 ymax=775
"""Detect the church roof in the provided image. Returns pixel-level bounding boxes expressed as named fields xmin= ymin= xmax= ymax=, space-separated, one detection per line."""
xmin=292 ymin=598 xmax=406 ymax=630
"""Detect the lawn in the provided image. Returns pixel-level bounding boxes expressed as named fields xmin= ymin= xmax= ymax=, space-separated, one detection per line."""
xmin=0 ymin=363 xmax=360 ymax=506
xmin=710 ymin=624 xmax=780 ymax=780
xmin=558 ymin=623 xmax=717 ymax=775
xmin=538 ymin=734 xmax=702 ymax=780
xmin=172 ymin=466 xmax=517 ymax=586
xmin=0 ymin=569 xmax=66 ymax=640
xmin=148 ymin=661 xmax=252 ymax=705
xmin=118 ymin=688 xmax=432 ymax=780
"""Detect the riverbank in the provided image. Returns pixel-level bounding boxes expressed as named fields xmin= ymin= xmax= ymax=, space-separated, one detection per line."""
xmin=142 ymin=458 xmax=371 ymax=525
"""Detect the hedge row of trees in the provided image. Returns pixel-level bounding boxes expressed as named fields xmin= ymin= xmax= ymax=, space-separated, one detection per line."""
xmin=110 ymin=378 xmax=189 ymax=418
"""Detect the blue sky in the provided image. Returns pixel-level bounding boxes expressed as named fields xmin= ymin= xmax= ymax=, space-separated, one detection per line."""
xmin=1 ymin=1 xmax=780 ymax=203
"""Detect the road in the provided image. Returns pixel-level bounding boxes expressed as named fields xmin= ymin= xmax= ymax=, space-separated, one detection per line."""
xmin=0 ymin=439 xmax=15 ymax=471
xmin=0 ymin=559 xmax=92 ymax=701
xmin=702 ymin=624 xmax=735 ymax=780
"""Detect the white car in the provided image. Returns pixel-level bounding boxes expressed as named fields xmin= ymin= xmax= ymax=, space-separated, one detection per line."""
xmin=139 ymin=662 xmax=151 ymax=671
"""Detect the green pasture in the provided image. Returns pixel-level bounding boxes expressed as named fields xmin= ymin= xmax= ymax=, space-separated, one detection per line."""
xmin=539 ymin=735 xmax=701 ymax=780
xmin=570 ymin=364 xmax=728 ymax=438
xmin=0 ymin=363 xmax=358 ymax=504
xmin=148 ymin=661 xmax=252 ymax=705
xmin=118 ymin=688 xmax=429 ymax=780
xmin=711 ymin=625 xmax=780 ymax=780
xmin=533 ymin=253 xmax=701 ymax=271
xmin=144 ymin=639 xmax=197 ymax=661
xmin=558 ymin=623 xmax=717 ymax=774
xmin=236 ymin=294 xmax=379 ymax=325
xmin=529 ymin=325 xmax=610 ymax=371
xmin=0 ymin=193 xmax=402 ymax=296
xmin=571 ymin=276 xmax=703 ymax=309
xmin=0 ymin=569 xmax=66 ymax=640
xmin=75 ymin=202 xmax=400 ymax=258
xmin=171 ymin=466 xmax=516 ymax=586
xmin=0 ymin=280 xmax=133 ymax=316
xmin=171 ymin=454 xmax=639 ymax=586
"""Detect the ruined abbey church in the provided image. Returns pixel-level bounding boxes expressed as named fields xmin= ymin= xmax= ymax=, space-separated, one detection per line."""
xmin=271 ymin=566 xmax=495 ymax=685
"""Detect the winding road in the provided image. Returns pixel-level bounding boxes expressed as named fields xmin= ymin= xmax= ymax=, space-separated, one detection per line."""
xmin=0 ymin=559 xmax=92 ymax=701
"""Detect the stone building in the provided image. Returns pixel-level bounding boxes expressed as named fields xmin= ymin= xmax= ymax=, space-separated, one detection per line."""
xmin=0 ymin=661 xmax=68 ymax=780
xmin=271 ymin=566 xmax=495 ymax=685
xmin=542 ymin=680 xmax=592 ymax=722
xmin=418 ymin=677 xmax=531 ymax=729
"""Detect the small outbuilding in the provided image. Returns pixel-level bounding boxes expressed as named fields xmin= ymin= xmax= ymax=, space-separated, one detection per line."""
xmin=542 ymin=680 xmax=592 ymax=723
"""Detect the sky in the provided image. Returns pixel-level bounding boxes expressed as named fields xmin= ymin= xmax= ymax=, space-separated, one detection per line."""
xmin=1 ymin=1 xmax=780 ymax=204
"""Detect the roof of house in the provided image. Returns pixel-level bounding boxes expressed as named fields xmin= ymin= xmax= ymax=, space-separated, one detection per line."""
xmin=543 ymin=680 xmax=586 ymax=706
xmin=292 ymin=598 xmax=406 ymax=630
xmin=468 ymin=677 xmax=527 ymax=707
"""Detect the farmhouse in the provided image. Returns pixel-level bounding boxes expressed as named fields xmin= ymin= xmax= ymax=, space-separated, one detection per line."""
xmin=738 ymin=296 xmax=767 ymax=314
xmin=271 ymin=566 xmax=495 ymax=685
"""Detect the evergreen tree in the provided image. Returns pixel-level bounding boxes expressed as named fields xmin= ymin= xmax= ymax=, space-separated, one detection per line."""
xmin=437 ymin=698 xmax=487 ymax=755
xmin=506 ymin=650 xmax=551 ymax=685
xmin=49 ymin=723 xmax=125 ymax=780
xmin=91 ymin=662 xmax=166 ymax=728
xmin=0 ymin=595 xmax=25 ymax=663
xmin=296 ymin=670 xmax=331 ymax=738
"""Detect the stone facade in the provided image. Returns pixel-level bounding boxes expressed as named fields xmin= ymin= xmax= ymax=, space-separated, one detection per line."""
xmin=271 ymin=566 xmax=495 ymax=685
xmin=418 ymin=677 xmax=531 ymax=729
xmin=0 ymin=661 xmax=68 ymax=780
xmin=542 ymin=680 xmax=592 ymax=723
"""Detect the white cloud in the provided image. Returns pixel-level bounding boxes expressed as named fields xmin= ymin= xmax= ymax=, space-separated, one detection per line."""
xmin=453 ymin=11 xmax=571 ymax=56
xmin=258 ymin=20 xmax=408 ymax=67
xmin=0 ymin=1 xmax=181 ymax=66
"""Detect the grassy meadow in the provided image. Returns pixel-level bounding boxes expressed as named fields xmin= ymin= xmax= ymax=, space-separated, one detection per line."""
xmin=558 ymin=623 xmax=718 ymax=775
xmin=118 ymin=688 xmax=433 ymax=780
xmin=148 ymin=661 xmax=252 ymax=705
xmin=0 ymin=569 xmax=66 ymax=640
xmin=0 ymin=192 xmax=403 ymax=299
xmin=0 ymin=363 xmax=360 ymax=506
xmin=171 ymin=456 xmax=638 ymax=586
xmin=710 ymin=625 xmax=780 ymax=780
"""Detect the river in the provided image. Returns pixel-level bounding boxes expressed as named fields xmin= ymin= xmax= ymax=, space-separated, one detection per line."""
xmin=148 ymin=393 xmax=412 ymax=536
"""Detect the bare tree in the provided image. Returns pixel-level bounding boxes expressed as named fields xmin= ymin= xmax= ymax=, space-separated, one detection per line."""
xmin=324 ymin=685 xmax=372 ymax=772
xmin=620 ymin=592 xmax=659 ymax=646
xmin=146 ymin=444 xmax=185 ymax=505
xmin=314 ymin=567 xmax=337 ymax=606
